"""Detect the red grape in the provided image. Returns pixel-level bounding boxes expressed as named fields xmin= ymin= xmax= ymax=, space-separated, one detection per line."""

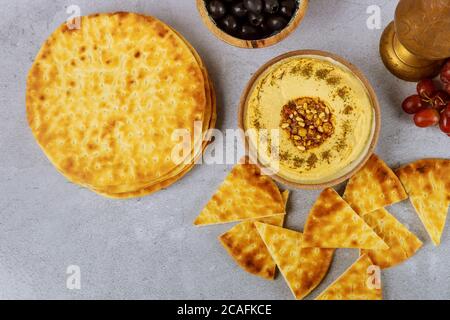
xmin=401 ymin=95 xmax=424 ymax=114
xmin=417 ymin=79 xmax=437 ymax=98
xmin=441 ymin=60 xmax=450 ymax=84
xmin=440 ymin=114 xmax=450 ymax=134
xmin=414 ymin=108 xmax=440 ymax=128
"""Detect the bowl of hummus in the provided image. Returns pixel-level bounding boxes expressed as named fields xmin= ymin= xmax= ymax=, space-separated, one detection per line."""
xmin=238 ymin=50 xmax=381 ymax=189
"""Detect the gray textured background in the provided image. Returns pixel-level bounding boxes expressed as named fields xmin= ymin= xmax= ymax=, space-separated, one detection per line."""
xmin=0 ymin=0 xmax=449 ymax=300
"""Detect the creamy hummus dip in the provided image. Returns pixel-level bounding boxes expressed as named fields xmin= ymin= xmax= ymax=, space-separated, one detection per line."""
xmin=244 ymin=55 xmax=376 ymax=184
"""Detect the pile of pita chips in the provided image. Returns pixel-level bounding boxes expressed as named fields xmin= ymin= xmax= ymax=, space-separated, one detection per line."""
xmin=302 ymin=188 xmax=389 ymax=250
xmin=198 ymin=161 xmax=336 ymax=299
xmin=255 ymin=223 xmax=334 ymax=299
xmin=299 ymin=187 xmax=386 ymax=300
xmin=396 ymin=159 xmax=450 ymax=246
xmin=218 ymin=191 xmax=289 ymax=280
xmin=196 ymin=155 xmax=448 ymax=300
xmin=316 ymin=254 xmax=382 ymax=300
xmin=294 ymin=154 xmax=429 ymax=299
xmin=342 ymin=154 xmax=423 ymax=269
xmin=344 ymin=154 xmax=408 ymax=214
xmin=194 ymin=161 xmax=285 ymax=226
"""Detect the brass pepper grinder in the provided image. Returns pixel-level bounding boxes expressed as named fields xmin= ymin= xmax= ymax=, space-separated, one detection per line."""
xmin=380 ymin=0 xmax=450 ymax=82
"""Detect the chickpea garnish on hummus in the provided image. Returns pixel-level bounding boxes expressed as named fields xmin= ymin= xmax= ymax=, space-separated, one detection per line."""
xmin=281 ymin=97 xmax=335 ymax=151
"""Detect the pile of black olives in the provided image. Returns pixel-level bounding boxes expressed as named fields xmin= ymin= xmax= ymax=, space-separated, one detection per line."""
xmin=206 ymin=0 xmax=299 ymax=40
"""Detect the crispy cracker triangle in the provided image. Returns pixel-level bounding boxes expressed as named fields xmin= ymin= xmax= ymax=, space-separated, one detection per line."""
xmin=255 ymin=222 xmax=334 ymax=300
xmin=396 ymin=159 xmax=450 ymax=246
xmin=302 ymin=188 xmax=389 ymax=249
xmin=360 ymin=208 xmax=423 ymax=269
xmin=343 ymin=154 xmax=408 ymax=215
xmin=257 ymin=190 xmax=290 ymax=226
xmin=194 ymin=162 xmax=285 ymax=226
xmin=315 ymin=254 xmax=382 ymax=300
xmin=219 ymin=191 xmax=289 ymax=280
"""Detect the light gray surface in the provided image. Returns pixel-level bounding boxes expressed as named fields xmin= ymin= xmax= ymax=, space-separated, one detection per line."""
xmin=0 ymin=0 xmax=449 ymax=300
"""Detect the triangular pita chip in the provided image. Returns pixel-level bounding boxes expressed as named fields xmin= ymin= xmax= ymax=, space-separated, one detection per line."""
xmin=194 ymin=162 xmax=285 ymax=226
xmin=255 ymin=222 xmax=334 ymax=300
xmin=396 ymin=159 xmax=450 ymax=246
xmin=360 ymin=208 xmax=423 ymax=269
xmin=315 ymin=254 xmax=382 ymax=300
xmin=256 ymin=189 xmax=289 ymax=226
xmin=302 ymin=188 xmax=389 ymax=249
xmin=218 ymin=191 xmax=289 ymax=280
xmin=344 ymin=154 xmax=408 ymax=215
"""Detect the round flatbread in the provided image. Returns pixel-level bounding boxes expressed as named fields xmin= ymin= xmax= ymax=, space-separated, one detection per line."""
xmin=26 ymin=12 xmax=207 ymax=191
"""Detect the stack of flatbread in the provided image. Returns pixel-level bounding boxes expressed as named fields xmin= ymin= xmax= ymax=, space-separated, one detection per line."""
xmin=196 ymin=155 xmax=450 ymax=300
xmin=26 ymin=12 xmax=216 ymax=199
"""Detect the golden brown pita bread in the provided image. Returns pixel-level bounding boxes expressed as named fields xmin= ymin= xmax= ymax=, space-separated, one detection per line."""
xmin=302 ymin=188 xmax=389 ymax=249
xmin=194 ymin=161 xmax=285 ymax=226
xmin=360 ymin=208 xmax=422 ymax=269
xmin=344 ymin=154 xmax=408 ymax=215
xmin=315 ymin=254 xmax=382 ymax=300
xmin=396 ymin=159 xmax=450 ymax=246
xmin=91 ymin=38 xmax=216 ymax=197
xmin=255 ymin=222 xmax=334 ymax=300
xmin=218 ymin=191 xmax=289 ymax=280
xmin=27 ymin=13 xmax=207 ymax=191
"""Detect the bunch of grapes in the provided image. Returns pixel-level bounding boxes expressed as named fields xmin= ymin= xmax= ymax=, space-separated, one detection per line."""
xmin=401 ymin=60 xmax=450 ymax=136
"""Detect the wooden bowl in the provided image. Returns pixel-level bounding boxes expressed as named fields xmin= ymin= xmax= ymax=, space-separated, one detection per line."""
xmin=196 ymin=0 xmax=309 ymax=49
xmin=238 ymin=50 xmax=381 ymax=189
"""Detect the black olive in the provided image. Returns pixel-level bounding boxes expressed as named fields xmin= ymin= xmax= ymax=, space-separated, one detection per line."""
xmin=208 ymin=0 xmax=227 ymax=20
xmin=243 ymin=0 xmax=263 ymax=14
xmin=248 ymin=12 xmax=263 ymax=26
xmin=231 ymin=2 xmax=248 ymax=18
xmin=266 ymin=15 xmax=288 ymax=30
xmin=264 ymin=0 xmax=280 ymax=14
xmin=241 ymin=24 xmax=259 ymax=39
xmin=221 ymin=15 xmax=239 ymax=33
xmin=279 ymin=0 xmax=296 ymax=17
xmin=279 ymin=5 xmax=294 ymax=18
